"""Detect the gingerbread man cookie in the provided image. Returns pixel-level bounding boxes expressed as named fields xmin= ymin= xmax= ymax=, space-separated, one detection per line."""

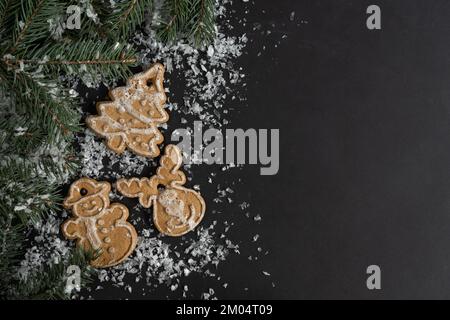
xmin=62 ymin=178 xmax=137 ymax=268
xmin=116 ymin=145 xmax=206 ymax=237
xmin=86 ymin=63 xmax=169 ymax=158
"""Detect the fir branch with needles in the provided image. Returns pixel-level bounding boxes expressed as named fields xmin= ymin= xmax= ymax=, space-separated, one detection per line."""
xmin=105 ymin=0 xmax=154 ymax=40
xmin=188 ymin=0 xmax=215 ymax=46
xmin=157 ymin=0 xmax=191 ymax=44
xmin=0 ymin=160 xmax=61 ymax=224
xmin=0 ymin=218 xmax=24 ymax=294
xmin=4 ymin=40 xmax=138 ymax=80
xmin=157 ymin=0 xmax=216 ymax=46
xmin=10 ymin=247 xmax=96 ymax=300
xmin=10 ymin=0 xmax=66 ymax=54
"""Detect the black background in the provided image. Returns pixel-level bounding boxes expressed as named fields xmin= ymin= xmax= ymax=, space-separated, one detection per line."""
xmin=85 ymin=0 xmax=450 ymax=299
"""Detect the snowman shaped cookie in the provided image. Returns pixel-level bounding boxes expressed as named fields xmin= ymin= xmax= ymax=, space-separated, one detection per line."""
xmin=62 ymin=178 xmax=137 ymax=268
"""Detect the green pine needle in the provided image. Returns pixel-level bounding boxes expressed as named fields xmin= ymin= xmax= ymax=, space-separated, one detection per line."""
xmin=10 ymin=0 xmax=66 ymax=54
xmin=22 ymin=39 xmax=138 ymax=80
xmin=157 ymin=0 xmax=215 ymax=46
xmin=0 ymin=159 xmax=62 ymax=224
xmin=11 ymin=247 xmax=96 ymax=300
xmin=157 ymin=0 xmax=191 ymax=44
xmin=106 ymin=0 xmax=154 ymax=40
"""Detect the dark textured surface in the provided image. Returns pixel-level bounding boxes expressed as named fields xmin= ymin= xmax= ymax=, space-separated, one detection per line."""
xmin=85 ymin=0 xmax=450 ymax=299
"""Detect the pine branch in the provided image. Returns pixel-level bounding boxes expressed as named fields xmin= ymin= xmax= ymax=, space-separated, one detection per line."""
xmin=0 ymin=0 xmax=11 ymax=26
xmin=0 ymin=217 xmax=24 ymax=296
xmin=12 ymin=247 xmax=95 ymax=300
xmin=33 ymin=148 xmax=79 ymax=183
xmin=3 ymin=39 xmax=138 ymax=82
xmin=0 ymin=113 xmax=47 ymax=155
xmin=0 ymin=0 xmax=16 ymax=39
xmin=12 ymin=0 xmax=45 ymax=52
xmin=3 ymin=70 xmax=81 ymax=142
xmin=0 ymin=159 xmax=61 ymax=224
xmin=0 ymin=229 xmax=23 ymax=297
xmin=11 ymin=0 xmax=65 ymax=54
xmin=106 ymin=0 xmax=153 ymax=39
xmin=188 ymin=0 xmax=215 ymax=46
xmin=157 ymin=0 xmax=191 ymax=44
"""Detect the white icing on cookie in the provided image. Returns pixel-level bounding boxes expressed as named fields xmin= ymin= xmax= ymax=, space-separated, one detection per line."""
xmin=62 ymin=178 xmax=138 ymax=268
xmin=86 ymin=63 xmax=169 ymax=158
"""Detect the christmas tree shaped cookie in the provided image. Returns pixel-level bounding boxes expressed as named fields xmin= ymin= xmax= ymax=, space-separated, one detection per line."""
xmin=62 ymin=178 xmax=137 ymax=268
xmin=87 ymin=63 xmax=169 ymax=158
xmin=116 ymin=145 xmax=206 ymax=236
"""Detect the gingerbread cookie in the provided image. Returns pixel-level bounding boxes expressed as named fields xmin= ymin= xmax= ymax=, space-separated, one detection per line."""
xmin=116 ymin=145 xmax=206 ymax=237
xmin=86 ymin=63 xmax=169 ymax=158
xmin=62 ymin=178 xmax=137 ymax=268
